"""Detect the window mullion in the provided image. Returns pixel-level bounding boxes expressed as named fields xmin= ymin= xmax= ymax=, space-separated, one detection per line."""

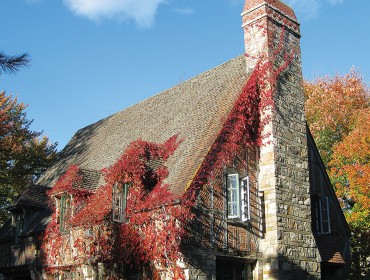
xmin=112 ymin=183 xmax=129 ymax=223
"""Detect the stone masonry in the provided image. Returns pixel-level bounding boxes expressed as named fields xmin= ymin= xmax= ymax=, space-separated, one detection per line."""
xmin=242 ymin=1 xmax=321 ymax=279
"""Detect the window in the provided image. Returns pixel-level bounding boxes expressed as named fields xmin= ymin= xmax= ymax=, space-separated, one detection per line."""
xmin=13 ymin=212 xmax=24 ymax=244
xmin=216 ymin=258 xmax=254 ymax=280
xmin=227 ymin=174 xmax=250 ymax=221
xmin=112 ymin=183 xmax=129 ymax=223
xmin=60 ymin=194 xmax=71 ymax=233
xmin=315 ymin=197 xmax=331 ymax=235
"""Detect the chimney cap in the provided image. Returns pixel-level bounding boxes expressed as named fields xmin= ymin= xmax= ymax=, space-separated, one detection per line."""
xmin=244 ymin=0 xmax=297 ymax=21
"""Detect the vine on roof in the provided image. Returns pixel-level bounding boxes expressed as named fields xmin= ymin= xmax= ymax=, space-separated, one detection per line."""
xmin=42 ymin=135 xmax=192 ymax=279
xmin=40 ymin=27 xmax=294 ymax=279
xmin=185 ymin=27 xmax=295 ymax=202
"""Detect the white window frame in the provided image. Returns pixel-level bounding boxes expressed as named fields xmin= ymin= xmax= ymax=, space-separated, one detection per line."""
xmin=112 ymin=183 xmax=129 ymax=223
xmin=241 ymin=176 xmax=251 ymax=222
xmin=227 ymin=174 xmax=240 ymax=219
xmin=227 ymin=174 xmax=251 ymax=221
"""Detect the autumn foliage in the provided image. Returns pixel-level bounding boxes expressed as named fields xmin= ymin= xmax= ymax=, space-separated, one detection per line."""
xmin=186 ymin=27 xmax=294 ymax=199
xmin=42 ymin=136 xmax=192 ymax=278
xmin=0 ymin=92 xmax=57 ymax=225
xmin=41 ymin=27 xmax=294 ymax=279
xmin=305 ymin=69 xmax=370 ymax=278
xmin=304 ymin=69 xmax=369 ymax=165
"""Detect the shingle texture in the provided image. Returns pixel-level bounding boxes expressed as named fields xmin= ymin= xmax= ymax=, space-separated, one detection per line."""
xmin=10 ymin=184 xmax=49 ymax=209
xmin=79 ymin=168 xmax=103 ymax=192
xmin=0 ymin=185 xmax=51 ymax=241
xmin=37 ymin=55 xmax=248 ymax=196
xmin=315 ymin=236 xmax=346 ymax=264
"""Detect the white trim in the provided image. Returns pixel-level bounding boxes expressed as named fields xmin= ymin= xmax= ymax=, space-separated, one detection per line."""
xmin=227 ymin=174 xmax=240 ymax=219
xmin=241 ymin=176 xmax=251 ymax=222
xmin=112 ymin=183 xmax=129 ymax=223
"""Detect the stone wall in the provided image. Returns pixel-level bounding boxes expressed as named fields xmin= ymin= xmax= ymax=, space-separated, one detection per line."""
xmin=273 ymin=37 xmax=321 ymax=279
xmin=183 ymin=146 xmax=261 ymax=280
xmin=242 ymin=1 xmax=321 ymax=279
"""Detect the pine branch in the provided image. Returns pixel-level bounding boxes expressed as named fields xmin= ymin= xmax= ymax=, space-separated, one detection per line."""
xmin=0 ymin=52 xmax=31 ymax=75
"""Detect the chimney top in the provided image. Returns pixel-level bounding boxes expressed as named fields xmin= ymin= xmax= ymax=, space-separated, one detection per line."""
xmin=243 ymin=0 xmax=297 ymax=21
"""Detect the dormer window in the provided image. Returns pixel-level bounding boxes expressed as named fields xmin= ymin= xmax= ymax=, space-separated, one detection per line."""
xmin=13 ymin=211 xmax=24 ymax=244
xmin=227 ymin=173 xmax=250 ymax=221
xmin=59 ymin=194 xmax=71 ymax=233
xmin=112 ymin=183 xmax=129 ymax=223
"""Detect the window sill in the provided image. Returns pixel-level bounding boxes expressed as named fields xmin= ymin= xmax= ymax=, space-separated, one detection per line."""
xmin=226 ymin=219 xmax=251 ymax=229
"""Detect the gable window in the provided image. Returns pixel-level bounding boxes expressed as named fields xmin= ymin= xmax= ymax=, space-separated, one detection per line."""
xmin=112 ymin=183 xmax=129 ymax=223
xmin=315 ymin=197 xmax=331 ymax=235
xmin=13 ymin=211 xmax=24 ymax=244
xmin=227 ymin=174 xmax=250 ymax=221
xmin=60 ymin=194 xmax=71 ymax=233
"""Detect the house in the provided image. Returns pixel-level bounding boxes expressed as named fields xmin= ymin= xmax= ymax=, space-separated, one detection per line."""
xmin=0 ymin=185 xmax=51 ymax=279
xmin=0 ymin=0 xmax=351 ymax=279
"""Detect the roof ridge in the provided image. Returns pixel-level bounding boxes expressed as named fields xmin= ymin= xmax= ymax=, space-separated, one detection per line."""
xmin=37 ymin=55 xmax=249 ymax=196
xmin=72 ymin=55 xmax=246 ymax=134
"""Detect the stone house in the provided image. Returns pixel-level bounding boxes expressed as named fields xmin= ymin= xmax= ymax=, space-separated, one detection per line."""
xmin=0 ymin=0 xmax=351 ymax=279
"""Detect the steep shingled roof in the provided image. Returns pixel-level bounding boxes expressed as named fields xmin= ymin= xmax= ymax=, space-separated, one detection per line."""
xmin=8 ymin=184 xmax=50 ymax=210
xmin=315 ymin=236 xmax=346 ymax=264
xmin=37 ymin=55 xmax=249 ymax=196
xmin=79 ymin=168 xmax=103 ymax=192
xmin=0 ymin=169 xmax=102 ymax=241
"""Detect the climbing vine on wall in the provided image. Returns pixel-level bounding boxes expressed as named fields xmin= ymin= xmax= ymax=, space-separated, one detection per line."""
xmin=41 ymin=27 xmax=294 ymax=279
xmin=185 ymin=27 xmax=295 ymax=202
xmin=41 ymin=165 xmax=92 ymax=268
xmin=42 ymin=136 xmax=193 ymax=279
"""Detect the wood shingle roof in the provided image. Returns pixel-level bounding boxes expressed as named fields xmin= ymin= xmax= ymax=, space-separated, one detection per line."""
xmin=37 ymin=55 xmax=249 ymax=196
xmin=8 ymin=184 xmax=49 ymax=210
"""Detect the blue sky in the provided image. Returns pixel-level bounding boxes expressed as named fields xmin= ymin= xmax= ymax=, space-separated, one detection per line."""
xmin=1 ymin=0 xmax=369 ymax=150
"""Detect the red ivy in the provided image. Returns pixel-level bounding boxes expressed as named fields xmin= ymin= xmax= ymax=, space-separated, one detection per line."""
xmin=185 ymin=28 xmax=294 ymax=202
xmin=41 ymin=28 xmax=294 ymax=279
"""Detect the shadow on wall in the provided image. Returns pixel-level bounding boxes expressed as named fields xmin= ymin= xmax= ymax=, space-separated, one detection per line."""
xmin=250 ymin=254 xmax=320 ymax=280
xmin=266 ymin=255 xmax=350 ymax=280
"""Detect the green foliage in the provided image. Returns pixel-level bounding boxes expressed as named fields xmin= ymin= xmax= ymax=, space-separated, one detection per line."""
xmin=349 ymin=227 xmax=370 ymax=279
xmin=0 ymin=92 xmax=57 ymax=225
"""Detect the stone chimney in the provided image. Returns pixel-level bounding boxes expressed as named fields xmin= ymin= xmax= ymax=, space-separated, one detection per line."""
xmin=242 ymin=0 xmax=300 ymax=70
xmin=242 ymin=1 xmax=321 ymax=279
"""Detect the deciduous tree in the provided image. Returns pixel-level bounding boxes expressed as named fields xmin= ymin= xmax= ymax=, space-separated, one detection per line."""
xmin=304 ymin=68 xmax=369 ymax=166
xmin=329 ymin=108 xmax=370 ymax=279
xmin=304 ymin=69 xmax=370 ymax=279
xmin=0 ymin=92 xmax=57 ymax=225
